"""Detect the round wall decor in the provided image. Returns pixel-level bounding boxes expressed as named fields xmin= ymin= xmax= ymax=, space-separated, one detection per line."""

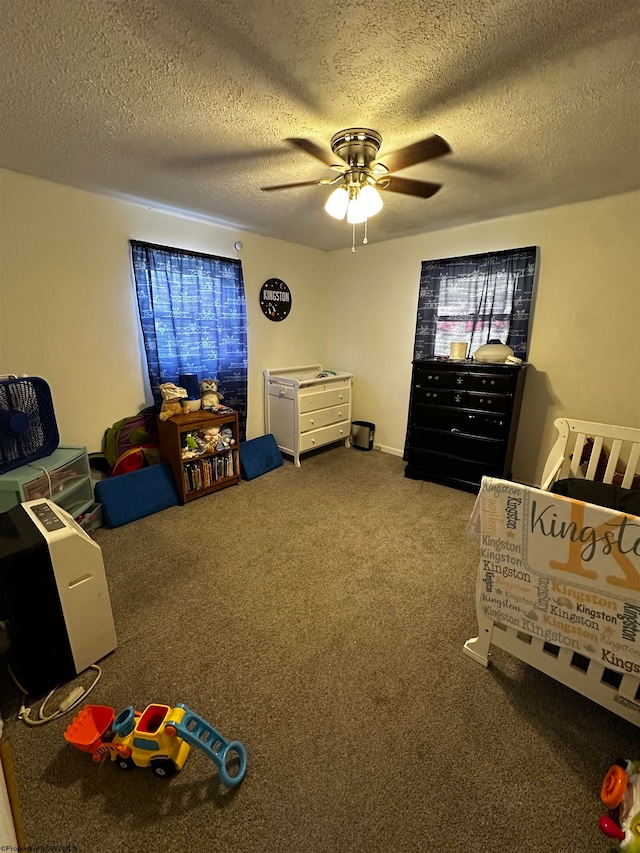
xmin=259 ymin=278 xmax=292 ymax=322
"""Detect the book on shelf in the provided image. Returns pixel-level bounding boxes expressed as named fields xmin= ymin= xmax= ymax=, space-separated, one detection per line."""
xmin=183 ymin=449 xmax=239 ymax=493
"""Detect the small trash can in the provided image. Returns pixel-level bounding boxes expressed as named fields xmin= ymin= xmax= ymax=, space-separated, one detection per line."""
xmin=351 ymin=421 xmax=375 ymax=451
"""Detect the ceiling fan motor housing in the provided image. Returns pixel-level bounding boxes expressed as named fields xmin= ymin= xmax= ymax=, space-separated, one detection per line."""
xmin=330 ymin=128 xmax=382 ymax=168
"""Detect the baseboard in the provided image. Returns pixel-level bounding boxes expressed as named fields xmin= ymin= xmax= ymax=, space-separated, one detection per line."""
xmin=374 ymin=445 xmax=404 ymax=458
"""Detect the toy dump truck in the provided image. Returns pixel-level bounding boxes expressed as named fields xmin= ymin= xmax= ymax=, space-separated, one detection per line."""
xmin=600 ymin=760 xmax=640 ymax=852
xmin=64 ymin=702 xmax=247 ymax=787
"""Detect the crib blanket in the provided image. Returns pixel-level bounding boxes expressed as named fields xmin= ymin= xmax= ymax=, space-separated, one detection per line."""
xmin=468 ymin=477 xmax=640 ymax=677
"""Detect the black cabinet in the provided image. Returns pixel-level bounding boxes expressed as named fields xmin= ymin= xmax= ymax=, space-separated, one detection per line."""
xmin=404 ymin=359 xmax=528 ymax=492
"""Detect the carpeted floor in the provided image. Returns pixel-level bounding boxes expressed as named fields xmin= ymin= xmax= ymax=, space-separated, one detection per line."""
xmin=0 ymin=446 xmax=636 ymax=852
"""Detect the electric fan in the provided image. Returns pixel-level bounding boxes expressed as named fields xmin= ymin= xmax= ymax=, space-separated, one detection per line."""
xmin=0 ymin=375 xmax=59 ymax=474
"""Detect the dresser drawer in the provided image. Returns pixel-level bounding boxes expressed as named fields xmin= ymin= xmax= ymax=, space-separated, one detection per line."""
xmin=458 ymin=391 xmax=511 ymax=415
xmin=299 ymin=421 xmax=349 ymax=452
xmin=413 ymin=366 xmax=453 ymax=389
xmin=412 ymin=402 xmax=507 ymax=439
xmin=453 ymin=371 xmax=516 ymax=393
xmin=406 ymin=447 xmax=501 ymax=486
xmin=412 ymin=386 xmax=450 ymax=405
xmin=300 ymin=404 xmax=349 ymax=433
xmin=410 ymin=426 xmax=504 ymax=465
xmin=413 ymin=387 xmax=510 ymax=414
xmin=299 ymin=387 xmax=350 ymax=414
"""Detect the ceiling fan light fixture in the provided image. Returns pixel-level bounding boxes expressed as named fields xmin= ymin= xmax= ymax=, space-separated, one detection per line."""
xmin=346 ymin=183 xmax=383 ymax=224
xmin=265 ymin=128 xmax=450 ymax=249
xmin=324 ymin=185 xmax=349 ymax=220
xmin=358 ymin=184 xmax=383 ymax=217
xmin=346 ymin=195 xmax=368 ymax=224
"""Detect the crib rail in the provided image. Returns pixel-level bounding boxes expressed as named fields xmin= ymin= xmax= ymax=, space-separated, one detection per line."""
xmin=464 ymin=596 xmax=640 ymax=727
xmin=466 ymin=419 xmax=640 ymax=726
xmin=540 ymin=418 xmax=640 ymax=490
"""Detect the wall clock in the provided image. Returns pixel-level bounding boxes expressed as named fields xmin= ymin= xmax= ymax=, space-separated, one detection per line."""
xmin=259 ymin=278 xmax=292 ymax=322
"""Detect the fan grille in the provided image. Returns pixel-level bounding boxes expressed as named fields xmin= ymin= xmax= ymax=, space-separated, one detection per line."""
xmin=0 ymin=377 xmax=59 ymax=474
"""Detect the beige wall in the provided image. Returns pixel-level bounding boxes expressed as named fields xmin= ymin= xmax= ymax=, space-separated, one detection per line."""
xmin=325 ymin=189 xmax=640 ymax=485
xmin=0 ymin=169 xmax=330 ymax=451
xmin=1 ymin=167 xmax=638 ymax=485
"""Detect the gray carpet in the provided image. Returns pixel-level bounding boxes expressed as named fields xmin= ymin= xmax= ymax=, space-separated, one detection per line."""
xmin=0 ymin=446 xmax=635 ymax=852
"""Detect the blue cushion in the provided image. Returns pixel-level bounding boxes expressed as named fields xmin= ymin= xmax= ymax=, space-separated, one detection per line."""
xmin=240 ymin=434 xmax=283 ymax=481
xmin=95 ymin=462 xmax=179 ymax=527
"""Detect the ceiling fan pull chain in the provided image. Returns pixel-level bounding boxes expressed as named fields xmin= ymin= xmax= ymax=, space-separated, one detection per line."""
xmin=352 ymin=223 xmax=356 ymax=253
xmin=363 ymin=219 xmax=368 ymax=245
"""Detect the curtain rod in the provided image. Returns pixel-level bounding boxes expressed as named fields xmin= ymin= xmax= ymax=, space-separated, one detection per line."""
xmin=129 ymin=240 xmax=241 ymax=266
xmin=422 ymin=245 xmax=537 ymax=265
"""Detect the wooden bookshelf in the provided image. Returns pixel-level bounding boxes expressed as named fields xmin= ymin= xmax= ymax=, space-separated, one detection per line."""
xmin=157 ymin=410 xmax=240 ymax=504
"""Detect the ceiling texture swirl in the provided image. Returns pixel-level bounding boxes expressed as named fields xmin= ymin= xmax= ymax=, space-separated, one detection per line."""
xmin=1 ymin=0 xmax=639 ymax=251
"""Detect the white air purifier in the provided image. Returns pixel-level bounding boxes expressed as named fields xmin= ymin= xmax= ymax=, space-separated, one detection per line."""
xmin=0 ymin=499 xmax=117 ymax=696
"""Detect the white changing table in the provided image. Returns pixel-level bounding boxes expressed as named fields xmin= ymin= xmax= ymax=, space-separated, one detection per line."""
xmin=264 ymin=365 xmax=353 ymax=467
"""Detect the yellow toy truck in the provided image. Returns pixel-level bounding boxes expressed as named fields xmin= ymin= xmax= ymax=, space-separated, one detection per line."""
xmin=64 ymin=701 xmax=246 ymax=787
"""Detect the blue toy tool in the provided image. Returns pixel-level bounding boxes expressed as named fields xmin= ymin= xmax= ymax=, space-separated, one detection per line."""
xmin=166 ymin=703 xmax=247 ymax=788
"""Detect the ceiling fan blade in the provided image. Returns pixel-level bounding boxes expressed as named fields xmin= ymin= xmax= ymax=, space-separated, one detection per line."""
xmin=285 ymin=138 xmax=347 ymax=168
xmin=260 ymin=179 xmax=324 ymax=191
xmin=374 ymin=135 xmax=451 ymax=174
xmin=379 ymin=176 xmax=442 ymax=198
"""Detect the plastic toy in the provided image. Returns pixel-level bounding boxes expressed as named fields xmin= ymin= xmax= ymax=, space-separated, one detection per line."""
xmin=64 ymin=702 xmax=247 ymax=788
xmin=599 ymin=760 xmax=640 ymax=851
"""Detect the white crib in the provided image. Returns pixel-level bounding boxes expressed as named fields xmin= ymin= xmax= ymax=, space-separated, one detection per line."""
xmin=464 ymin=418 xmax=640 ymax=726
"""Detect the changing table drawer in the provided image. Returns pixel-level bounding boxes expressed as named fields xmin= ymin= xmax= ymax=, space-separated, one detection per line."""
xmin=299 ymin=385 xmax=350 ymax=414
xmin=300 ymin=421 xmax=350 ymax=452
xmin=300 ymin=404 xmax=349 ymax=433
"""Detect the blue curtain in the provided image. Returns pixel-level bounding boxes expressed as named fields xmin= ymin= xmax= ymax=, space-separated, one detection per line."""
xmin=414 ymin=246 xmax=537 ymax=360
xmin=131 ymin=241 xmax=248 ymax=440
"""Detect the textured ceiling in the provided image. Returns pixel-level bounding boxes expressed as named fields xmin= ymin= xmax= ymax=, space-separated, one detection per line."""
xmin=1 ymin=0 xmax=639 ymax=251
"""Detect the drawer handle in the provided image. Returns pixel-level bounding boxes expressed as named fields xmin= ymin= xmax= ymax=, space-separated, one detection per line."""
xmin=338 ymin=411 xmax=342 ymax=417
xmin=311 ymin=439 xmax=315 ymax=445
xmin=451 ymin=428 xmax=460 ymax=433
xmin=310 ymin=419 xmax=314 ymax=425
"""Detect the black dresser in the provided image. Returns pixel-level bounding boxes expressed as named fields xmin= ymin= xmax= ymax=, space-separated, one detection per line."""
xmin=404 ymin=359 xmax=528 ymax=492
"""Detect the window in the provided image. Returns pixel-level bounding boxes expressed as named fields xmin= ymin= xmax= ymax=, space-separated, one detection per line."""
xmin=131 ymin=241 xmax=248 ymax=439
xmin=413 ymin=246 xmax=537 ymax=360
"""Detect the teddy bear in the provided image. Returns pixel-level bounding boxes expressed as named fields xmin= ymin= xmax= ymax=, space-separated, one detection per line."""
xmin=159 ymin=382 xmax=188 ymax=421
xmin=200 ymin=378 xmax=224 ymax=411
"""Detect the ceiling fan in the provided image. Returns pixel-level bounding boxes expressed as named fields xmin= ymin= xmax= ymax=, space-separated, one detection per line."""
xmin=261 ymin=128 xmax=451 ymax=248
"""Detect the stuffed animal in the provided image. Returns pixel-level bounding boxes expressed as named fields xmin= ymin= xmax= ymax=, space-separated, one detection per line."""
xmin=220 ymin=427 xmax=235 ymax=447
xmin=159 ymin=382 xmax=188 ymax=421
xmin=202 ymin=426 xmax=220 ymax=451
xmin=200 ymin=378 xmax=224 ymax=411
